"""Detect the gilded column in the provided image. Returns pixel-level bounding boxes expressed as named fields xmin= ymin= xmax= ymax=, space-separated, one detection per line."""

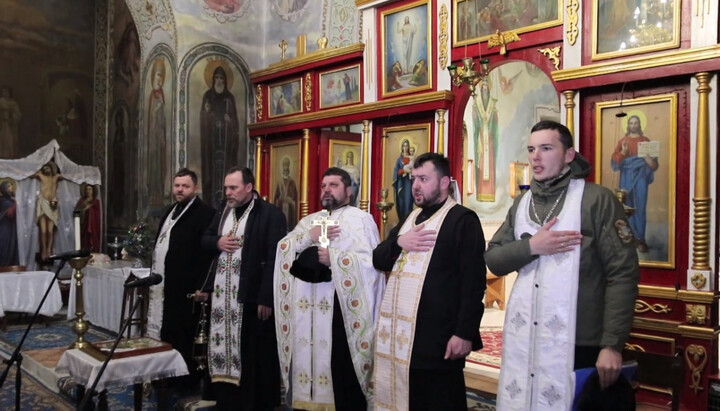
xmin=562 ymin=90 xmax=576 ymax=137
xmin=300 ymin=129 xmax=310 ymax=218
xmin=360 ymin=120 xmax=371 ymax=212
xmin=692 ymin=73 xmax=712 ymax=270
xmin=254 ymin=137 xmax=263 ymax=196
xmin=436 ymin=109 xmax=446 ymax=155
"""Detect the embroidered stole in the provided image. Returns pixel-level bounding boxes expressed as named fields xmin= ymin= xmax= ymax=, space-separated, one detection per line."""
xmin=275 ymin=209 xmax=379 ymax=410
xmin=497 ymin=179 xmax=584 ymax=410
xmin=374 ymin=198 xmax=456 ymax=411
xmin=208 ymin=201 xmax=253 ymax=384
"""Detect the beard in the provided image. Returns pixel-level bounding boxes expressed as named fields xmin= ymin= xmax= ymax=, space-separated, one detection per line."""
xmin=414 ymin=186 xmax=442 ymax=208
xmin=321 ymin=196 xmax=341 ymax=210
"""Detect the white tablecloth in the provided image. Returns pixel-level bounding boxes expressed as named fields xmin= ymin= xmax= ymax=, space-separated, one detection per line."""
xmin=56 ymin=347 xmax=188 ymax=392
xmin=67 ymin=261 xmax=150 ymax=333
xmin=0 ymin=270 xmax=63 ymax=317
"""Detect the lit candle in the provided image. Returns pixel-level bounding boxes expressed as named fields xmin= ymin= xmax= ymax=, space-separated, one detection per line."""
xmin=74 ymin=214 xmax=81 ymax=250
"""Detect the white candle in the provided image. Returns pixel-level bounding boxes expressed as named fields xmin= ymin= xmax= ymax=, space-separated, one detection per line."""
xmin=74 ymin=215 xmax=81 ymax=250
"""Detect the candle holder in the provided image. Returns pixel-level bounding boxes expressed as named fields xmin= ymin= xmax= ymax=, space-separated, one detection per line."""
xmin=69 ymin=256 xmax=91 ymax=349
xmin=447 ymin=57 xmax=490 ymax=96
xmin=107 ymin=236 xmax=123 ymax=261
xmin=375 ymin=188 xmax=395 ymax=238
xmin=614 ymin=188 xmax=635 ymax=218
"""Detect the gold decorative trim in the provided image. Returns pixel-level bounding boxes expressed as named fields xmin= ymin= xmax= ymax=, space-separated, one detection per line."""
xmin=624 ymin=343 xmax=645 ymax=351
xmin=251 ymin=43 xmax=365 ymax=79
xmin=300 ymin=129 xmax=310 ymax=218
xmin=249 ymin=91 xmax=453 ymax=130
xmin=678 ymin=325 xmax=720 ymax=339
xmin=354 ymin=0 xmax=376 ymax=7
xmin=632 ymin=317 xmax=679 ymax=334
xmin=436 ymin=109 xmax=446 ymax=155
xmin=565 ymin=0 xmax=579 ymax=46
xmin=538 ymin=46 xmax=561 ymax=70
xmin=692 ymin=72 xmax=712 ymax=270
xmin=635 ymin=299 xmax=671 ymax=314
xmin=629 ymin=332 xmax=677 ymax=353
xmin=677 ymin=290 xmax=718 ymax=304
xmin=304 ymin=72 xmax=312 ymax=112
xmin=439 ymin=4 xmax=448 ymax=69
xmin=487 ymin=30 xmax=520 ymax=55
xmin=552 ymin=44 xmax=720 ymax=82
xmin=562 ymin=90 xmax=576 ymax=137
xmin=686 ymin=304 xmax=707 ymax=325
xmin=254 ymin=137 xmax=263 ymax=196
xmin=360 ymin=120 xmax=370 ymax=213
xmin=638 ymin=285 xmax=678 ymax=300
xmin=685 ymin=345 xmax=707 ymax=394
xmin=255 ymin=84 xmax=263 ymax=121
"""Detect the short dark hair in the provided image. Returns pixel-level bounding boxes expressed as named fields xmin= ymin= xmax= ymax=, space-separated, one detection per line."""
xmin=323 ymin=167 xmax=352 ymax=188
xmin=226 ymin=166 xmax=255 ymax=188
xmin=531 ymin=120 xmax=574 ymax=149
xmin=174 ymin=168 xmax=198 ymax=185
xmin=413 ymin=152 xmax=450 ymax=179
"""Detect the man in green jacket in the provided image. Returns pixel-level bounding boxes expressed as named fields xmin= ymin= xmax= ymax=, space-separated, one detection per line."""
xmin=486 ymin=120 xmax=639 ymax=409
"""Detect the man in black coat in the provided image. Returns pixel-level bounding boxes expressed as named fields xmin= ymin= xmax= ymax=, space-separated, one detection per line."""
xmin=199 ymin=167 xmax=287 ymax=410
xmin=150 ymin=168 xmax=216 ymax=393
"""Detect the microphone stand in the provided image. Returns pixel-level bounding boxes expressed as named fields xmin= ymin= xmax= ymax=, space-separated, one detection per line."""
xmin=78 ymin=294 xmax=144 ymax=411
xmin=0 ymin=259 xmax=67 ymax=411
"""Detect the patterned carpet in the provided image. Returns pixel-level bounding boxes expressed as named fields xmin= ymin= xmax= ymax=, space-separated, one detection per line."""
xmin=467 ymin=326 xmax=503 ymax=369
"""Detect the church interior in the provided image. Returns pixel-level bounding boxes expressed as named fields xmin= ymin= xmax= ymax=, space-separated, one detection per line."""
xmin=0 ymin=0 xmax=719 ymax=409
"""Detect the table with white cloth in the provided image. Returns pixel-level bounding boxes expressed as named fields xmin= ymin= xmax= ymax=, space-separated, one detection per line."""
xmin=67 ymin=261 xmax=150 ymax=334
xmin=56 ymin=347 xmax=188 ymax=410
xmin=0 ymin=270 xmax=63 ymax=327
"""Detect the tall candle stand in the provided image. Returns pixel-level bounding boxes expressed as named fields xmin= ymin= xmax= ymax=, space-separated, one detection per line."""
xmin=69 ymin=255 xmax=91 ymax=349
xmin=375 ymin=188 xmax=395 ymax=239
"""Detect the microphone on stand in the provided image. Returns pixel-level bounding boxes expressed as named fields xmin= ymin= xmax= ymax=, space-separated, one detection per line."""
xmin=124 ymin=273 xmax=163 ymax=288
xmin=47 ymin=249 xmax=91 ymax=261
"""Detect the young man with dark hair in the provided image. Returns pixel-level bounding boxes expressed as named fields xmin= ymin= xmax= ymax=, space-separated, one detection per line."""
xmin=373 ymin=152 xmax=486 ymax=410
xmin=487 ymin=120 xmax=639 ymax=409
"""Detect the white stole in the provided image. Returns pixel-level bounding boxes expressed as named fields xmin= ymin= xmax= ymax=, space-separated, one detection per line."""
xmin=497 ymin=178 xmax=584 ymax=410
xmin=374 ymin=198 xmax=456 ymax=411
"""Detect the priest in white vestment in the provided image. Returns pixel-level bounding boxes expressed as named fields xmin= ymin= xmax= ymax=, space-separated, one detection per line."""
xmin=274 ymin=167 xmax=385 ymax=409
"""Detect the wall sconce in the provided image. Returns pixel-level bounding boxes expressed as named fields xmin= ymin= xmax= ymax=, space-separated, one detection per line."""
xmin=447 ymin=56 xmax=490 ymax=96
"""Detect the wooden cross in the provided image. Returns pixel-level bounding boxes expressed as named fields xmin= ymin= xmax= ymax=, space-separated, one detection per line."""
xmin=312 ymin=210 xmax=339 ymax=248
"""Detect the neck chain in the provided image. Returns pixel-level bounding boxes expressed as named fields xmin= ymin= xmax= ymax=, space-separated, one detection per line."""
xmin=530 ymin=187 xmax=567 ymax=225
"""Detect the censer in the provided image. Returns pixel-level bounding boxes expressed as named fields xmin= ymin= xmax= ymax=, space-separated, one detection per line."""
xmin=192 ymin=300 xmax=210 ymax=389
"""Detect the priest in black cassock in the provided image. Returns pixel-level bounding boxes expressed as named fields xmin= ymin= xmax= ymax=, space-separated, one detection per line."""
xmin=373 ymin=153 xmax=486 ymax=411
xmin=199 ymin=167 xmax=287 ymax=410
xmin=148 ymin=168 xmax=216 ymax=393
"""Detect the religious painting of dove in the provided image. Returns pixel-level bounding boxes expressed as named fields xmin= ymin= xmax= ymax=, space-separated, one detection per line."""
xmin=274 ymin=167 xmax=386 ymax=410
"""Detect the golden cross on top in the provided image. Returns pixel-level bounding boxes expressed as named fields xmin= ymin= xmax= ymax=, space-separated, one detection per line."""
xmin=312 ymin=210 xmax=339 ymax=248
xmin=279 ymin=39 xmax=288 ymax=60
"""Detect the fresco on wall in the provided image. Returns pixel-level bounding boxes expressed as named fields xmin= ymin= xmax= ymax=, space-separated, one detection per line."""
xmin=108 ymin=1 xmax=141 ymax=231
xmin=181 ymin=49 xmax=247 ymax=210
xmin=0 ymin=0 xmax=94 ymax=163
xmin=463 ymin=61 xmax=560 ymax=222
xmin=274 ymin=0 xmax=310 ymax=22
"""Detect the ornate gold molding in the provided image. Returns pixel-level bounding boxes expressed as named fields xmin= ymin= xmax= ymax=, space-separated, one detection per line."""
xmin=439 ymin=4 xmax=448 ymax=69
xmin=565 ymin=0 xmax=579 ymax=46
xmin=686 ymin=304 xmax=707 ymax=325
xmin=538 ymin=46 xmax=561 ymax=70
xmin=255 ymin=84 xmax=263 ymax=121
xmin=255 ymin=137 xmax=263 ymax=196
xmin=678 ymin=290 xmax=718 ymax=303
xmin=678 ymin=324 xmax=720 ymax=339
xmin=300 ymin=129 xmax=310 ymax=218
xmin=249 ymin=91 xmax=453 ymax=130
xmin=360 ymin=120 xmax=370 ymax=213
xmin=251 ymin=43 xmax=365 ymax=79
xmin=488 ymin=30 xmax=520 ymax=55
xmin=552 ymin=44 xmax=720 ymax=82
xmin=685 ymin=345 xmax=707 ymax=394
xmin=635 ymin=299 xmax=672 ymax=314
xmin=632 ymin=317 xmax=679 ymax=333
xmin=304 ymin=72 xmax=312 ymax=112
xmin=436 ymin=109 xmax=446 ymax=155
xmin=562 ymin=90 xmax=576 ymax=137
xmin=629 ymin=332 xmax=677 ymax=352
xmin=692 ymin=72 xmax=712 ymax=270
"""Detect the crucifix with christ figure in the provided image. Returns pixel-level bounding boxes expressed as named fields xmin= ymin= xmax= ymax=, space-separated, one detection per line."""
xmin=312 ymin=210 xmax=339 ymax=248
